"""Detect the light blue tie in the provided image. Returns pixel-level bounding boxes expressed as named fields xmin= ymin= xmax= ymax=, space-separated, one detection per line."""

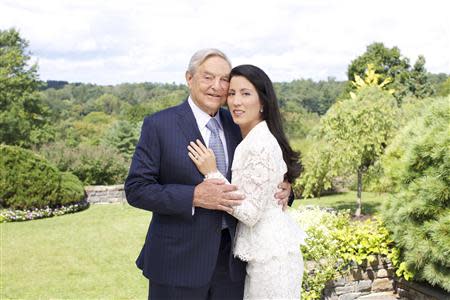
xmin=206 ymin=118 xmax=229 ymax=229
xmin=206 ymin=118 xmax=227 ymax=177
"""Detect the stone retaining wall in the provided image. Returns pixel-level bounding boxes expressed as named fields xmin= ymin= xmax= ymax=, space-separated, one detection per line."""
xmin=323 ymin=256 xmax=396 ymax=300
xmin=84 ymin=185 xmax=126 ymax=204
xmin=396 ymin=279 xmax=450 ymax=300
xmin=321 ymin=256 xmax=449 ymax=300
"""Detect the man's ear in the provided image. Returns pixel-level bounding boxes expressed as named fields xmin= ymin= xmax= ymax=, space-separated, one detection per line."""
xmin=185 ymin=71 xmax=193 ymax=88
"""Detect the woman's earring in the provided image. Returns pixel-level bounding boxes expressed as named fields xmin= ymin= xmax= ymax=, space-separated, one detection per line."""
xmin=260 ymin=107 xmax=264 ymax=113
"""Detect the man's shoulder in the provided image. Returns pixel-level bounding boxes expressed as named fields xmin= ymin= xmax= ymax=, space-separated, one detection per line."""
xmin=144 ymin=100 xmax=187 ymax=123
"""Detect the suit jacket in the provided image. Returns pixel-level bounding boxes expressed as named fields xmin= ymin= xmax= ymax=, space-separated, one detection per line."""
xmin=125 ymin=99 xmax=246 ymax=287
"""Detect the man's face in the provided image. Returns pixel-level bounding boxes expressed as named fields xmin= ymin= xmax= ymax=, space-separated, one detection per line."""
xmin=186 ymin=56 xmax=231 ymax=116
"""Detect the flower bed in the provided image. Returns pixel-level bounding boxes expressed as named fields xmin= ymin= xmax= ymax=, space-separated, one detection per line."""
xmin=0 ymin=200 xmax=89 ymax=222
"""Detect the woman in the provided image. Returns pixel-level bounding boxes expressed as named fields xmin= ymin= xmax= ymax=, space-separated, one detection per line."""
xmin=188 ymin=64 xmax=306 ymax=299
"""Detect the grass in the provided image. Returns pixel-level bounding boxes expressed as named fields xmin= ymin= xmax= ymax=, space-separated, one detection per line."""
xmin=1 ymin=191 xmax=389 ymax=299
xmin=293 ymin=191 xmax=391 ymax=215
xmin=1 ymin=203 xmax=150 ymax=299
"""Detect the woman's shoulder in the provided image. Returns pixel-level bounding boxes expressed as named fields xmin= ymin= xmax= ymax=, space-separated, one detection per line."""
xmin=242 ymin=122 xmax=280 ymax=155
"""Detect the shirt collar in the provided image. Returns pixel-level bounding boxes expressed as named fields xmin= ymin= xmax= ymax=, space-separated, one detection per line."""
xmin=188 ymin=96 xmax=224 ymax=131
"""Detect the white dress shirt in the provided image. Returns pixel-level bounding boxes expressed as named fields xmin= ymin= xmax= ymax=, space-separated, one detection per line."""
xmin=188 ymin=96 xmax=229 ymax=168
xmin=188 ymin=96 xmax=229 ymax=215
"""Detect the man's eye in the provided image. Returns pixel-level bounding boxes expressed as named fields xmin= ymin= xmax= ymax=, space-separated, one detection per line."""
xmin=228 ymin=92 xmax=235 ymax=96
xmin=243 ymin=92 xmax=251 ymax=96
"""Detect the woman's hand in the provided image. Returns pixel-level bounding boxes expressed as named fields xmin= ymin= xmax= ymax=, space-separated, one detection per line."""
xmin=188 ymin=139 xmax=218 ymax=176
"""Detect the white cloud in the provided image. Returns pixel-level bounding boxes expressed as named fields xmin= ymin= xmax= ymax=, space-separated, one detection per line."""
xmin=1 ymin=0 xmax=448 ymax=84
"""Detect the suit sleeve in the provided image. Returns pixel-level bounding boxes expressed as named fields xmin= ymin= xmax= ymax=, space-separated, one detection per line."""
xmin=124 ymin=116 xmax=194 ymax=221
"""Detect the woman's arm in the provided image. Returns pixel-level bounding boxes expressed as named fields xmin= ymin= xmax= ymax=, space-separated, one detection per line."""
xmin=188 ymin=140 xmax=276 ymax=227
xmin=230 ymin=147 xmax=273 ymax=227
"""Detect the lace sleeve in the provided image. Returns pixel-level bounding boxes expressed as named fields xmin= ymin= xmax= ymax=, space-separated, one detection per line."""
xmin=231 ymin=147 xmax=273 ymax=227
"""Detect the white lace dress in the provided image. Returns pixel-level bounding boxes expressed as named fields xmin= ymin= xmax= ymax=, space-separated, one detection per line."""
xmin=206 ymin=121 xmax=307 ymax=300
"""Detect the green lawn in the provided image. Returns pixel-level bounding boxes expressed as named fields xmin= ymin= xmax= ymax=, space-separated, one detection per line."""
xmin=1 ymin=191 xmax=389 ymax=299
xmin=1 ymin=204 xmax=150 ymax=299
xmin=293 ymin=191 xmax=391 ymax=215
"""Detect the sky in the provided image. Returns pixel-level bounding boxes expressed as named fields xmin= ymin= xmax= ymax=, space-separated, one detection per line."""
xmin=1 ymin=0 xmax=449 ymax=85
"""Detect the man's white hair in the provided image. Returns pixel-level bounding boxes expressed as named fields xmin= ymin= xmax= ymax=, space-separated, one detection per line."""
xmin=187 ymin=48 xmax=231 ymax=75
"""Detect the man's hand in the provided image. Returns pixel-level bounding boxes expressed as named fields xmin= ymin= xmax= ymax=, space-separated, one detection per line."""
xmin=275 ymin=181 xmax=291 ymax=211
xmin=193 ymin=179 xmax=244 ymax=214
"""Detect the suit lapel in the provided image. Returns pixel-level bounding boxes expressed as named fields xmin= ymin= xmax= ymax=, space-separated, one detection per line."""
xmin=176 ymin=102 xmax=241 ymax=180
xmin=175 ymin=100 xmax=205 ymax=146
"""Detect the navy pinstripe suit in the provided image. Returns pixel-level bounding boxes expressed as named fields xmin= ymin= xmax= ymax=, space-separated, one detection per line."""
xmin=125 ymin=100 xmax=246 ymax=290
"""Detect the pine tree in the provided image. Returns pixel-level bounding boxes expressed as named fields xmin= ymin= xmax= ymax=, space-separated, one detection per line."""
xmin=382 ymin=96 xmax=450 ymax=291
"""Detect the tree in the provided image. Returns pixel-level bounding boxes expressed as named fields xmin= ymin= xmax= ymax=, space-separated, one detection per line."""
xmin=72 ymin=112 xmax=116 ymax=145
xmin=407 ymin=55 xmax=435 ymax=98
xmin=0 ymin=28 xmax=52 ymax=147
xmin=346 ymin=42 xmax=434 ymax=102
xmin=304 ymin=65 xmax=399 ymax=215
xmin=437 ymin=77 xmax=450 ymax=96
xmin=382 ymin=96 xmax=450 ymax=292
xmin=101 ymin=120 xmax=140 ymax=159
xmin=94 ymin=93 xmax=121 ymax=114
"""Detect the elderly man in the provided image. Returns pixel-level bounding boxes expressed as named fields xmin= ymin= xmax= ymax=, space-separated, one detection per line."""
xmin=125 ymin=49 xmax=292 ymax=300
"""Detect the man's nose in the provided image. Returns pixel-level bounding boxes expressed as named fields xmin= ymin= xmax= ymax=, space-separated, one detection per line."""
xmin=211 ymin=78 xmax=222 ymax=90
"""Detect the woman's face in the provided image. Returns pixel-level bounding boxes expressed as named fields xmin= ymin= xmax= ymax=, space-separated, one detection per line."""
xmin=227 ymin=76 xmax=263 ymax=134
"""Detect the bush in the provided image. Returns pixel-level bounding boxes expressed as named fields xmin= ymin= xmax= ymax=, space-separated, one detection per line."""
xmin=0 ymin=145 xmax=85 ymax=209
xmin=290 ymin=206 xmax=398 ymax=299
xmin=39 ymin=142 xmax=129 ymax=185
xmin=382 ymin=96 xmax=450 ymax=292
xmin=59 ymin=172 xmax=86 ymax=206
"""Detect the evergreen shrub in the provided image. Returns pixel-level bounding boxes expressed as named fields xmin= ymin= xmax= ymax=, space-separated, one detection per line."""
xmin=382 ymin=96 xmax=450 ymax=292
xmin=0 ymin=145 xmax=84 ymax=210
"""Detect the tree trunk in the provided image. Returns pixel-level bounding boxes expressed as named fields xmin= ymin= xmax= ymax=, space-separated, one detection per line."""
xmin=356 ymin=167 xmax=363 ymax=216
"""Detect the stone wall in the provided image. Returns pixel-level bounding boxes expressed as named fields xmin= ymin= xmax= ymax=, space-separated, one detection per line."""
xmin=84 ymin=185 xmax=126 ymax=204
xmin=321 ymin=255 xmax=450 ymax=300
xmin=396 ymin=279 xmax=450 ymax=300
xmin=322 ymin=256 xmax=397 ymax=300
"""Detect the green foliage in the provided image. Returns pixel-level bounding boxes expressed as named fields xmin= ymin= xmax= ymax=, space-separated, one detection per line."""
xmin=0 ymin=145 xmax=84 ymax=210
xmin=346 ymin=42 xmax=435 ymax=101
xmin=322 ymin=89 xmax=398 ymax=174
xmin=300 ymin=87 xmax=398 ymax=205
xmin=282 ymin=105 xmax=320 ymax=140
xmin=382 ymin=96 xmax=450 ymax=291
xmin=72 ymin=112 xmax=116 ymax=145
xmin=436 ymin=77 xmax=450 ymax=96
xmin=0 ymin=28 xmax=53 ymax=147
xmin=59 ymin=172 xmax=86 ymax=204
xmin=102 ymin=120 xmax=140 ymax=159
xmin=297 ymin=139 xmax=335 ymax=198
xmin=275 ymin=78 xmax=346 ymax=115
xmin=292 ymin=207 xmax=398 ymax=299
xmin=93 ymin=93 xmax=122 ymax=114
xmin=39 ymin=142 xmax=129 ymax=185
xmin=408 ymin=55 xmax=435 ymax=98
xmin=122 ymin=92 xmax=185 ymax=123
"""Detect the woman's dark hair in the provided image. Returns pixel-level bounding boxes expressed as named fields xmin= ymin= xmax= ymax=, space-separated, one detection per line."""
xmin=229 ymin=64 xmax=302 ymax=182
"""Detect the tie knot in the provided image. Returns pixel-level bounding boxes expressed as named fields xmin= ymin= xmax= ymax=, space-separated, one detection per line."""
xmin=206 ymin=118 xmax=221 ymax=135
